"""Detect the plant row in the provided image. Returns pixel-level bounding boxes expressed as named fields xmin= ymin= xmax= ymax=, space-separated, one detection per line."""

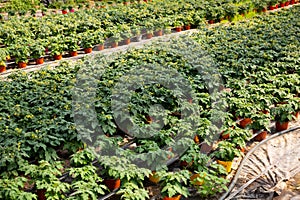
xmin=0 ymin=4 xmax=300 ymax=200
xmin=1 ymin=0 xmax=299 ymax=71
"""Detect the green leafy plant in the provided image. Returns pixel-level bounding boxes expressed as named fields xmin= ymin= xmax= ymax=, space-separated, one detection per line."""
xmin=22 ymin=161 xmax=70 ymax=200
xmin=10 ymin=43 xmax=30 ymax=63
xmin=68 ymin=165 xmax=108 ymax=200
xmin=158 ymin=170 xmax=190 ymax=198
xmin=271 ymin=103 xmax=295 ymax=122
xmin=30 ymin=41 xmax=46 ymax=59
xmin=213 ymin=141 xmax=241 ymax=162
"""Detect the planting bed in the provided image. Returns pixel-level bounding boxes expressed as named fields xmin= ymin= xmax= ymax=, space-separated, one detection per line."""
xmin=0 ymin=2 xmax=300 ymax=200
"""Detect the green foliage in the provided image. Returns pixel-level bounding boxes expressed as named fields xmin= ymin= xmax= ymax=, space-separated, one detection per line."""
xmin=158 ymin=170 xmax=190 ymax=198
xmin=213 ymin=141 xmax=241 ymax=161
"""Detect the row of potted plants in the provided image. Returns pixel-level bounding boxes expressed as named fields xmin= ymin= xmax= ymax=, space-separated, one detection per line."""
xmin=0 ymin=5 xmax=299 ymax=200
xmin=0 ymin=0 xmax=299 ymax=70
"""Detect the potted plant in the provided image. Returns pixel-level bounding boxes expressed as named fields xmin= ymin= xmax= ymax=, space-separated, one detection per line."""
xmin=99 ymin=156 xmax=151 ymax=191
xmin=116 ymin=182 xmax=149 ymax=200
xmin=107 ymin=27 xmax=122 ymax=48
xmin=49 ymin=38 xmax=66 ymax=60
xmin=22 ymin=161 xmax=70 ymax=200
xmin=62 ymin=5 xmax=68 ymax=14
xmin=249 ymin=113 xmax=270 ymax=141
xmin=213 ymin=141 xmax=241 ymax=173
xmin=80 ymin=31 xmax=95 ymax=54
xmin=68 ymin=5 xmax=75 ymax=13
xmin=68 ymin=165 xmax=108 ymax=199
xmin=271 ymin=103 xmax=294 ymax=131
xmin=30 ymin=41 xmax=46 ymax=65
xmin=64 ymin=35 xmax=80 ymax=57
xmin=269 ymin=0 xmax=279 ymax=10
xmin=10 ymin=43 xmax=30 ymax=68
xmin=173 ymin=16 xmax=184 ymax=32
xmin=0 ymin=48 xmax=8 ymax=72
xmin=157 ymin=170 xmax=190 ymax=200
xmin=119 ymin=24 xmax=132 ymax=45
xmin=223 ymin=3 xmax=238 ymax=21
xmin=93 ymin=29 xmax=105 ymax=51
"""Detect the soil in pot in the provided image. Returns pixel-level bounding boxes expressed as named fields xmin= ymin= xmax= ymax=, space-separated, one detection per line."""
xmin=69 ymin=51 xmax=78 ymax=57
xmin=54 ymin=54 xmax=62 ymax=60
xmin=84 ymin=47 xmax=92 ymax=54
xmin=103 ymin=179 xmax=121 ymax=191
xmin=35 ymin=57 xmax=44 ymax=65
xmin=275 ymin=121 xmax=289 ymax=132
xmin=217 ymin=160 xmax=233 ymax=173
xmin=0 ymin=65 xmax=6 ymax=73
xmin=163 ymin=194 xmax=182 ymax=200
xmin=18 ymin=62 xmax=27 ymax=68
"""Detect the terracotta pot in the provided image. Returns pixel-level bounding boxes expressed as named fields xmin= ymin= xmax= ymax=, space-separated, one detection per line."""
xmin=37 ymin=189 xmax=46 ymax=200
xmin=146 ymin=33 xmax=153 ymax=39
xmin=154 ymin=30 xmax=163 ymax=36
xmin=18 ymin=62 xmax=27 ymax=68
xmin=103 ymin=179 xmax=121 ymax=191
xmin=35 ymin=57 xmax=44 ymax=65
xmin=262 ymin=110 xmax=269 ymax=114
xmin=84 ymin=47 xmax=92 ymax=54
xmin=194 ymin=135 xmax=200 ymax=144
xmin=269 ymin=5 xmax=276 ymax=10
xmin=180 ymin=160 xmax=189 ymax=167
xmin=184 ymin=25 xmax=191 ymax=30
xmin=69 ymin=51 xmax=78 ymax=57
xmin=175 ymin=27 xmax=182 ymax=32
xmin=239 ymin=118 xmax=252 ymax=128
xmin=253 ymin=130 xmax=268 ymax=141
xmin=163 ymin=194 xmax=182 ymax=200
xmin=111 ymin=42 xmax=118 ymax=48
xmin=190 ymin=173 xmax=205 ymax=186
xmin=275 ymin=121 xmax=289 ymax=132
xmin=217 ymin=160 xmax=233 ymax=173
xmin=221 ymin=132 xmax=230 ymax=139
xmin=96 ymin=44 xmax=104 ymax=51
xmin=123 ymin=38 xmax=130 ymax=45
xmin=237 ymin=146 xmax=245 ymax=153
xmin=294 ymin=111 xmax=299 ymax=120
xmin=149 ymin=171 xmax=160 ymax=184
xmin=0 ymin=65 xmax=6 ymax=73
xmin=54 ymin=54 xmax=62 ymax=60
xmin=62 ymin=10 xmax=68 ymax=14
xmin=208 ymin=20 xmax=214 ymax=24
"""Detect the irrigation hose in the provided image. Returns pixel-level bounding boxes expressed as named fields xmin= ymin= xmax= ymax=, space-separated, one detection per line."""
xmin=219 ymin=125 xmax=300 ymax=200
